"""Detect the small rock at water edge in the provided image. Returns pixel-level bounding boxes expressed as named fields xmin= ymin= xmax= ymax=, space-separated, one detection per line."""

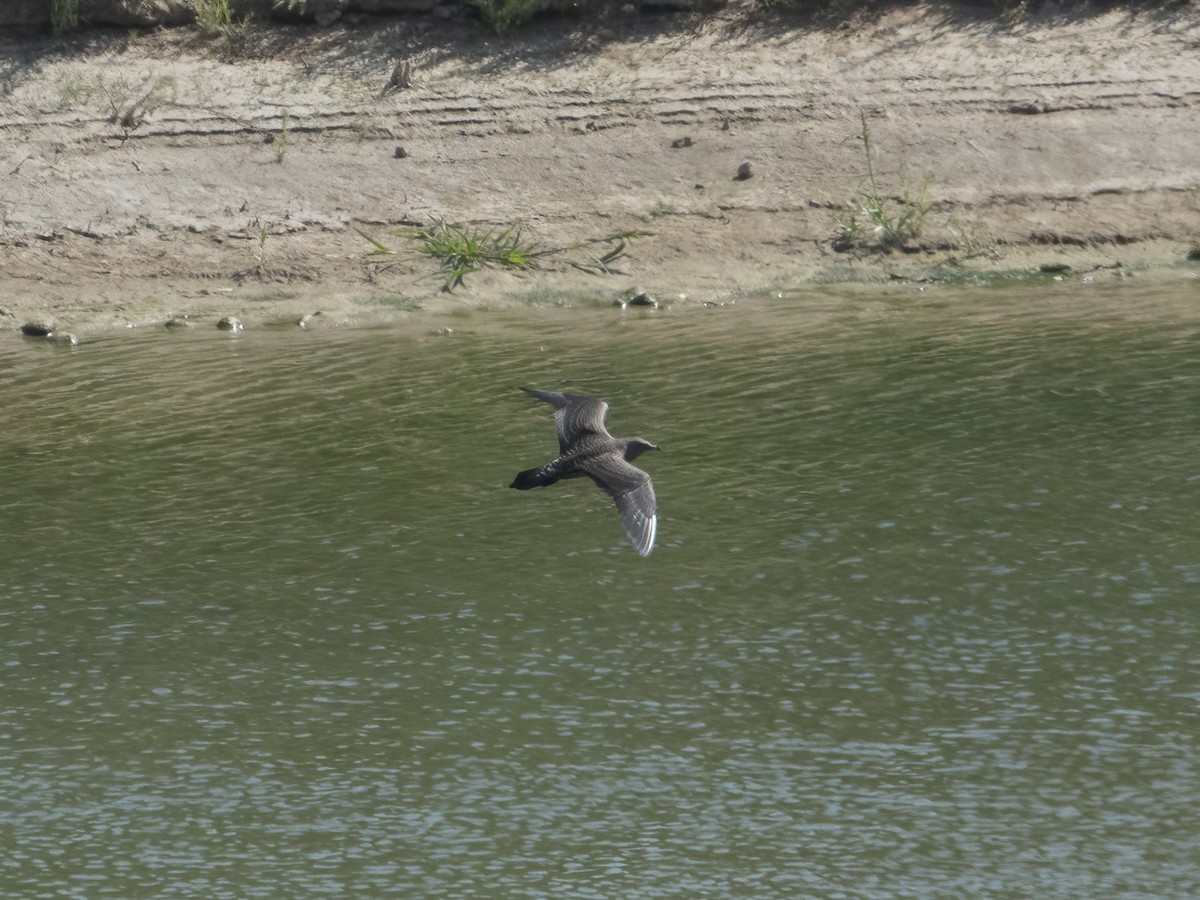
xmin=217 ymin=317 xmax=243 ymax=332
xmin=616 ymin=288 xmax=660 ymax=309
xmin=20 ymin=321 xmax=55 ymax=337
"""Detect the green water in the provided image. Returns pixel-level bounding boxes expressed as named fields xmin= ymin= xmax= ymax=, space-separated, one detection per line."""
xmin=2 ymin=280 xmax=1199 ymax=897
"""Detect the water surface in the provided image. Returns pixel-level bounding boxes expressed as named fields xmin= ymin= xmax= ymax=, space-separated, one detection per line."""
xmin=3 ymin=279 xmax=1199 ymax=896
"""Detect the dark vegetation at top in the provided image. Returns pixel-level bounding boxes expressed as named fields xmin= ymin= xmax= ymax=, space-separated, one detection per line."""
xmin=31 ymin=0 xmax=1197 ymax=42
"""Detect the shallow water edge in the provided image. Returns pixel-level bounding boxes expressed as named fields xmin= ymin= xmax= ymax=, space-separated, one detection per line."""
xmin=7 ymin=250 xmax=1199 ymax=344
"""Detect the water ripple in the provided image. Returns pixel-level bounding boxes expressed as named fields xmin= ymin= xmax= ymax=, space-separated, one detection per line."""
xmin=2 ymin=283 xmax=1199 ymax=895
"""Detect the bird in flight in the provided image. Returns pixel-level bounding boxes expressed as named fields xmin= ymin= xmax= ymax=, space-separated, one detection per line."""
xmin=510 ymin=388 xmax=659 ymax=556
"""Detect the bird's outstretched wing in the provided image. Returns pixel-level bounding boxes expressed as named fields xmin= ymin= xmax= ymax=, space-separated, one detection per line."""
xmin=521 ymin=388 xmax=610 ymax=453
xmin=582 ymin=454 xmax=657 ymax=557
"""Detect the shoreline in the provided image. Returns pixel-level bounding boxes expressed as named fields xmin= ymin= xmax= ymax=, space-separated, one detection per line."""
xmin=2 ymin=3 xmax=1198 ymax=335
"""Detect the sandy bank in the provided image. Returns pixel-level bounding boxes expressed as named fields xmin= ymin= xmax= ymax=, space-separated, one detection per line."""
xmin=1 ymin=3 xmax=1198 ymax=334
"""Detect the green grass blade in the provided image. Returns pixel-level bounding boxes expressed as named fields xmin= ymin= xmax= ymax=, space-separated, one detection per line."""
xmin=356 ymin=228 xmax=394 ymax=255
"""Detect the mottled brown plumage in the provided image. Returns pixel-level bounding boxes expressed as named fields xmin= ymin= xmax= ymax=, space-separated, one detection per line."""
xmin=510 ymin=388 xmax=659 ymax=556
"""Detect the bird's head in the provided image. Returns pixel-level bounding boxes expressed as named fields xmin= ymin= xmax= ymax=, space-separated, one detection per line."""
xmin=624 ymin=438 xmax=659 ymax=461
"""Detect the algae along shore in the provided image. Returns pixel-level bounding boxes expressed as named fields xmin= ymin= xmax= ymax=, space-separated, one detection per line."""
xmin=1 ymin=1 xmax=1198 ymax=334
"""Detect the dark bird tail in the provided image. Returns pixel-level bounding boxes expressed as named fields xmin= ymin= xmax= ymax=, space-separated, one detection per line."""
xmin=511 ymin=465 xmax=559 ymax=490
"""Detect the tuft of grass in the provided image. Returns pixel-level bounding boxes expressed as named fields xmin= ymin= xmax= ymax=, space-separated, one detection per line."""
xmin=51 ymin=0 xmax=79 ymax=36
xmin=408 ymin=220 xmax=538 ymax=290
xmin=194 ymin=0 xmax=252 ymax=36
xmin=996 ymin=0 xmax=1029 ymax=26
xmin=835 ymin=111 xmax=930 ymax=253
xmin=358 ymin=220 xmax=652 ymax=291
xmin=946 ymin=216 xmax=992 ymax=259
xmin=560 ymin=229 xmax=653 ymax=274
xmin=472 ymin=0 xmax=540 ymax=36
xmin=356 ymin=220 xmax=538 ymax=290
xmin=252 ymin=218 xmax=271 ymax=277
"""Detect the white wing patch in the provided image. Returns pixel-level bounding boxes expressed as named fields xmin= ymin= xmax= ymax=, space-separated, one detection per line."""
xmin=612 ymin=481 xmax=657 ymax=557
xmin=639 ymin=514 xmax=658 ymax=557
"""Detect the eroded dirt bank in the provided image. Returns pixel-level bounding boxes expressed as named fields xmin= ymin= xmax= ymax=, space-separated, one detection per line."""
xmin=1 ymin=3 xmax=1198 ymax=334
